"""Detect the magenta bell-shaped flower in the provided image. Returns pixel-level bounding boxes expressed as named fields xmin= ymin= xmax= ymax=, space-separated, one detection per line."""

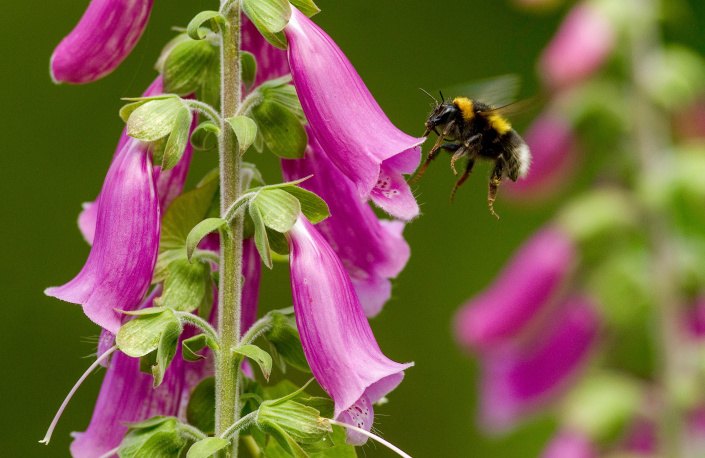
xmin=454 ymin=226 xmax=577 ymax=353
xmin=46 ymin=135 xmax=159 ymax=335
xmin=538 ymin=2 xmax=615 ymax=89
xmin=281 ymin=129 xmax=410 ymax=317
xmin=286 ymin=217 xmax=412 ymax=445
xmin=478 ymin=296 xmax=600 ymax=432
xmin=504 ymin=114 xmax=578 ymax=200
xmin=541 ymin=430 xmax=598 ymax=458
xmin=284 ymin=7 xmax=423 ymax=221
xmin=79 ymin=76 xmax=194 ymax=245
xmin=51 ymin=0 xmax=153 ymax=84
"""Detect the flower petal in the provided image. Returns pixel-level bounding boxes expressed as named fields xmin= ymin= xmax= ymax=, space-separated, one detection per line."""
xmin=242 ymin=15 xmax=290 ymax=88
xmin=541 ymin=430 xmax=598 ymax=458
xmin=284 ymin=7 xmax=423 ymax=220
xmin=51 ymin=0 xmax=154 ymax=84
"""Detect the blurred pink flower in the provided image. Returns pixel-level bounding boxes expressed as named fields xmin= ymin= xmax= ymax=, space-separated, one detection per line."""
xmin=538 ymin=2 xmax=615 ymax=89
xmin=541 ymin=430 xmax=598 ymax=458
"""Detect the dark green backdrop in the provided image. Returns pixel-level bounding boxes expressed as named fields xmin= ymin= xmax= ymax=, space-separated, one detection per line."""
xmin=3 ymin=1 xmax=704 ymax=457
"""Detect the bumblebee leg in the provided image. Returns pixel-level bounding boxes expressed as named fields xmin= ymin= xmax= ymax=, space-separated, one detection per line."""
xmin=450 ymin=158 xmax=476 ymax=203
xmin=410 ymin=126 xmax=454 ymax=183
xmin=488 ymin=161 xmax=504 ymax=220
xmin=449 ymin=147 xmax=469 ymax=175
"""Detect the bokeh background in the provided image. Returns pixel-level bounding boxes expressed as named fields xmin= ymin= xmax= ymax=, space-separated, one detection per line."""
xmin=3 ymin=0 xmax=705 ymax=456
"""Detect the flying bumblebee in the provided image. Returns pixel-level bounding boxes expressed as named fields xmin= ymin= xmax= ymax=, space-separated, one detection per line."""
xmin=412 ymin=86 xmax=532 ymax=219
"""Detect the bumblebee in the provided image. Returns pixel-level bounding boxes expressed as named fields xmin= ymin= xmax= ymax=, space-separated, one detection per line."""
xmin=413 ymin=90 xmax=531 ymax=219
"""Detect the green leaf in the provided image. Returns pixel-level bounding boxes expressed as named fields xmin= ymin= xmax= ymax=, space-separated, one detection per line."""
xmin=119 ymin=418 xmax=186 ymax=458
xmin=155 ymin=32 xmax=192 ymax=73
xmin=162 ymin=107 xmax=192 ymax=170
xmin=186 ymin=218 xmax=227 ymax=261
xmin=127 ymin=98 xmax=186 ymax=141
xmin=241 ymin=51 xmax=258 ymax=91
xmin=266 ymin=227 xmax=290 ymax=256
xmin=252 ymin=100 xmax=307 ymax=159
xmin=290 ymin=0 xmax=320 ymax=17
xmin=198 ymin=269 xmax=215 ymax=321
xmin=282 ymin=187 xmax=329 ymax=224
xmin=155 ymin=259 xmax=211 ymax=313
xmin=187 ymin=11 xmax=224 ymax=40
xmin=261 ymin=423 xmax=310 ymax=458
xmin=163 ymin=39 xmax=220 ymax=96
xmin=182 ymin=334 xmax=218 ymax=362
xmin=152 ymin=320 xmax=181 ymax=387
xmin=190 ymin=121 xmax=220 ymax=152
xmin=155 ymin=174 xmax=219 ymax=283
xmin=187 ymin=438 xmax=230 ymax=458
xmin=242 ymin=0 xmax=292 ymax=35
xmin=250 ymin=203 xmax=273 ymax=269
xmin=265 ymin=312 xmax=309 ymax=372
xmin=309 ymin=427 xmax=357 ymax=457
xmin=226 ymin=115 xmax=258 ymax=155
xmin=122 ymin=416 xmax=175 ymax=429
xmin=252 ymin=189 xmax=301 ymax=232
xmin=234 ymin=344 xmax=273 ymax=380
xmin=187 ymin=377 xmax=216 ymax=435
xmin=261 ymin=83 xmax=305 ymax=122
xmin=116 ymin=308 xmax=179 ymax=357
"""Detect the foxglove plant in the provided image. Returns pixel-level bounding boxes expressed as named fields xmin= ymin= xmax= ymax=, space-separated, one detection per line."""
xmin=44 ymin=1 xmax=421 ymax=457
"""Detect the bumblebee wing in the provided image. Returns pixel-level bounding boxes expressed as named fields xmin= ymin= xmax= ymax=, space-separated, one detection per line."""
xmin=443 ymin=74 xmax=521 ymax=108
xmin=478 ymin=94 xmax=544 ymax=120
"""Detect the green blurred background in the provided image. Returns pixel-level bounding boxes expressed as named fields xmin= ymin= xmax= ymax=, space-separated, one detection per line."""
xmin=3 ymin=0 xmax=705 ymax=456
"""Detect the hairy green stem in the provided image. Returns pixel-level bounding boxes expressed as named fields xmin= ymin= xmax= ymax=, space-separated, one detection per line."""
xmin=219 ymin=411 xmax=258 ymax=441
xmin=176 ymin=312 xmax=220 ymax=346
xmin=216 ymin=1 xmax=243 ymax=456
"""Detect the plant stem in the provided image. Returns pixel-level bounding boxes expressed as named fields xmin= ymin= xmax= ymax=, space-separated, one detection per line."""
xmin=216 ymin=0 xmax=243 ymax=456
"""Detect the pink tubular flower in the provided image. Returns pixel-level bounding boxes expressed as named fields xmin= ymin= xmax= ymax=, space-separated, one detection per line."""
xmin=70 ymin=289 xmax=211 ymax=457
xmin=541 ymin=430 xmax=598 ymax=458
xmin=241 ymin=15 xmax=289 ymax=88
xmin=284 ymin=7 xmax=423 ymax=221
xmin=454 ymin=226 xmax=576 ymax=353
xmin=79 ymin=77 xmax=194 ymax=245
xmin=286 ymin=217 xmax=412 ymax=445
xmin=479 ymin=296 xmax=600 ymax=432
xmin=504 ymin=114 xmax=578 ymax=200
xmin=538 ymin=2 xmax=615 ymax=89
xmin=46 ymin=136 xmax=159 ymax=335
xmin=51 ymin=0 xmax=153 ymax=84
xmin=281 ymin=129 xmax=410 ymax=317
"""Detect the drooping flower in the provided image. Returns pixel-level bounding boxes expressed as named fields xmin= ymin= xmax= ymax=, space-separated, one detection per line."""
xmin=504 ymin=113 xmax=578 ymax=200
xmin=284 ymin=7 xmax=423 ymax=221
xmin=281 ymin=129 xmax=410 ymax=317
xmin=79 ymin=76 xmax=194 ymax=245
xmin=51 ymin=0 xmax=154 ymax=84
xmin=478 ymin=296 xmax=600 ymax=432
xmin=46 ymin=136 xmax=159 ymax=335
xmin=70 ymin=288 xmax=211 ymax=458
xmin=286 ymin=217 xmax=412 ymax=445
xmin=538 ymin=2 xmax=615 ymax=89
xmin=541 ymin=430 xmax=598 ymax=458
xmin=454 ymin=226 xmax=576 ymax=353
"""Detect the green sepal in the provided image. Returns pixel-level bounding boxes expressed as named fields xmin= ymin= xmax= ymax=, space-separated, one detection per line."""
xmin=252 ymin=189 xmax=301 ymax=232
xmin=127 ymin=97 xmax=186 ymax=141
xmin=163 ymin=39 xmax=220 ymax=96
xmin=139 ymin=350 xmax=158 ymax=375
xmin=258 ymin=81 xmax=305 ymax=122
xmin=119 ymin=95 xmax=177 ymax=123
xmin=250 ymin=202 xmax=273 ymax=269
xmin=152 ymin=319 xmax=181 ymax=387
xmin=187 ymin=437 xmax=230 ymax=458
xmin=118 ymin=416 xmax=186 ymax=458
xmin=186 ymin=217 xmax=228 ymax=262
xmin=234 ymin=344 xmax=273 ymax=380
xmin=187 ymin=377 xmax=216 ymax=435
xmin=155 ymin=173 xmax=219 ymax=283
xmin=190 ymin=121 xmax=220 ymax=152
xmin=187 ymin=11 xmax=225 ymax=40
xmin=266 ymin=227 xmax=290 ymax=256
xmin=242 ymin=0 xmax=292 ymax=40
xmin=161 ymin=106 xmax=192 ymax=170
xmin=155 ymin=33 xmax=192 ymax=74
xmin=198 ymin=268 xmax=215 ymax=321
xmin=122 ymin=416 xmax=175 ymax=429
xmin=282 ymin=186 xmax=329 ymax=224
xmin=116 ymin=308 xmax=180 ymax=357
xmin=182 ymin=334 xmax=219 ymax=362
xmin=241 ymin=51 xmax=257 ymax=91
xmin=226 ymin=115 xmax=258 ymax=155
xmin=154 ymin=258 xmax=211 ymax=313
xmin=243 ymin=162 xmax=266 ymax=187
xmin=290 ymin=0 xmax=320 ymax=17
xmin=251 ymin=99 xmax=308 ymax=159
xmin=265 ymin=312 xmax=310 ymax=372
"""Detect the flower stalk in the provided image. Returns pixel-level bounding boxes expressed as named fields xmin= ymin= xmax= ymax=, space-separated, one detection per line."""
xmin=216 ymin=1 xmax=244 ymax=456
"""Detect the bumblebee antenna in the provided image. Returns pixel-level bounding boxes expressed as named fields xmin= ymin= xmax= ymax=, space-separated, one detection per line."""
xmin=419 ymin=88 xmax=438 ymax=104
xmin=439 ymin=91 xmax=445 ymax=103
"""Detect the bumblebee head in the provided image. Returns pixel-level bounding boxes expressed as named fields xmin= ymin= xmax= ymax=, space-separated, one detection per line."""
xmin=421 ymin=90 xmax=458 ymax=137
